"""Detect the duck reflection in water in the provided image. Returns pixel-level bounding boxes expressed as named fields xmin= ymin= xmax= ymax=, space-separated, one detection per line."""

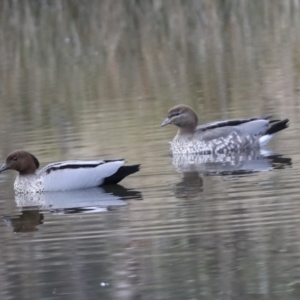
xmin=3 ymin=211 xmax=44 ymax=233
xmin=172 ymin=149 xmax=292 ymax=199
xmin=3 ymin=185 xmax=142 ymax=232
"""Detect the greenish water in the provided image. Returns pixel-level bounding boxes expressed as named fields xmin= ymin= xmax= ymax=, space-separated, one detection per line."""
xmin=0 ymin=1 xmax=300 ymax=299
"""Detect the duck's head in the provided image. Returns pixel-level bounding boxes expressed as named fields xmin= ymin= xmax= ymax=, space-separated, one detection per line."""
xmin=0 ymin=150 xmax=40 ymax=175
xmin=161 ymin=104 xmax=198 ymax=133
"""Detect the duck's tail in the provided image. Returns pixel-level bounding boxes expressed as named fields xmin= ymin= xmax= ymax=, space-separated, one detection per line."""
xmin=102 ymin=164 xmax=140 ymax=185
xmin=259 ymin=119 xmax=289 ymax=146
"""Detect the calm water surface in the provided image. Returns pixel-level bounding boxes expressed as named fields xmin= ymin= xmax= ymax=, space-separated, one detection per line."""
xmin=0 ymin=1 xmax=300 ymax=300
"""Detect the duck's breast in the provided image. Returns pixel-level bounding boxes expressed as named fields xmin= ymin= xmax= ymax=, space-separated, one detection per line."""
xmin=14 ymin=174 xmax=42 ymax=193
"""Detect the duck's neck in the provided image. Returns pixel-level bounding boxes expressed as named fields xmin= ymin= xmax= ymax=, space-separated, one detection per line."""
xmin=177 ymin=126 xmax=196 ymax=136
xmin=18 ymin=171 xmax=37 ymax=177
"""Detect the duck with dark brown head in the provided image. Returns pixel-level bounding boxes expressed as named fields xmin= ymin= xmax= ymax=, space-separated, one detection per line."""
xmin=0 ymin=150 xmax=140 ymax=193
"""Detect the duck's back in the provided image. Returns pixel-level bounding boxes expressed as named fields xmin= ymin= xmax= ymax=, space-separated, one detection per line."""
xmin=39 ymin=160 xmax=124 ymax=191
xmin=171 ymin=118 xmax=276 ymax=154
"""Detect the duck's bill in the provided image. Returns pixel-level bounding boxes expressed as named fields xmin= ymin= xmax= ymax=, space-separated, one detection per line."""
xmin=161 ymin=118 xmax=171 ymax=127
xmin=0 ymin=163 xmax=9 ymax=173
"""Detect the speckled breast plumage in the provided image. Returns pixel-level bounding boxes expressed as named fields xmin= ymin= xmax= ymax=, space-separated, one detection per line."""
xmin=14 ymin=174 xmax=44 ymax=194
xmin=170 ymin=131 xmax=258 ymax=155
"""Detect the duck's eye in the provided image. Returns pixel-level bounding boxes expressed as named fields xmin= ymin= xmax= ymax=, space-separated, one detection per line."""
xmin=12 ymin=156 xmax=18 ymax=161
xmin=170 ymin=111 xmax=181 ymax=118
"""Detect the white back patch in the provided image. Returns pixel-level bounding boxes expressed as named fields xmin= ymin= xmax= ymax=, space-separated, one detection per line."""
xmin=42 ymin=161 xmax=124 ymax=191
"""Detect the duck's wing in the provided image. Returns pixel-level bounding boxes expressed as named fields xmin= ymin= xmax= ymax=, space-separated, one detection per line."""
xmin=198 ymin=117 xmax=288 ymax=146
xmin=38 ymin=159 xmax=124 ymax=175
xmin=196 ymin=115 xmax=272 ymax=132
xmin=238 ymin=118 xmax=289 ymax=145
xmin=37 ymin=159 xmax=125 ymax=191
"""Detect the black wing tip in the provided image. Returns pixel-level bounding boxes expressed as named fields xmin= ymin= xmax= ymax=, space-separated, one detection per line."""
xmin=123 ymin=164 xmax=140 ymax=174
xmin=102 ymin=164 xmax=140 ymax=185
xmin=132 ymin=164 xmax=141 ymax=171
xmin=277 ymin=118 xmax=289 ymax=127
xmin=266 ymin=118 xmax=289 ymax=135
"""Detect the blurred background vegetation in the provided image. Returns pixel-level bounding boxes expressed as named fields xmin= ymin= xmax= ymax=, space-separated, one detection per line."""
xmin=0 ymin=0 xmax=298 ymax=159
